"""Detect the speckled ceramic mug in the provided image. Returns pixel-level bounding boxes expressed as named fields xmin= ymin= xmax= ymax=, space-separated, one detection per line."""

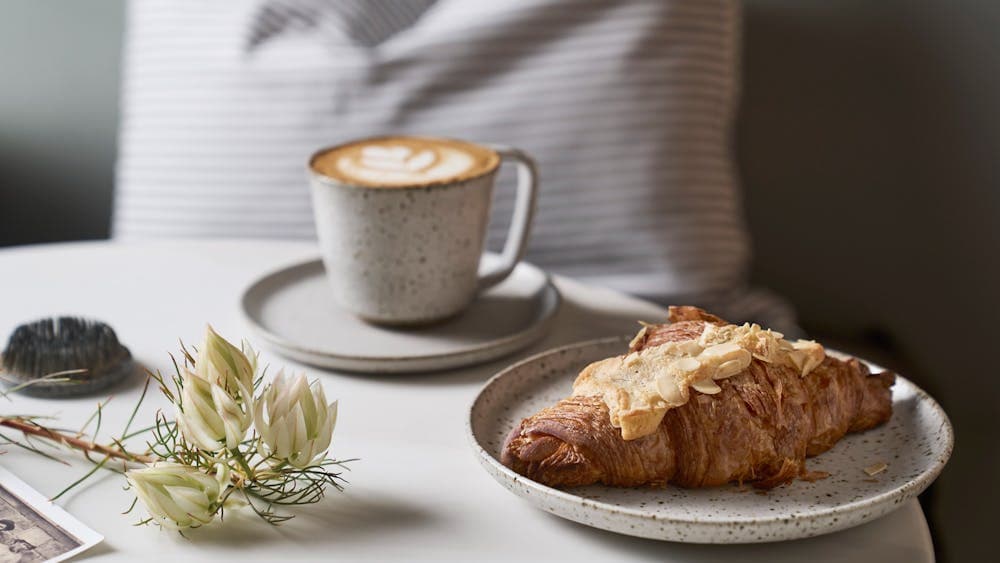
xmin=308 ymin=136 xmax=538 ymax=325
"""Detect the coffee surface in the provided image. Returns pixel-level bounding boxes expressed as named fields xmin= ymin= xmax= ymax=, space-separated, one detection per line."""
xmin=312 ymin=136 xmax=499 ymax=188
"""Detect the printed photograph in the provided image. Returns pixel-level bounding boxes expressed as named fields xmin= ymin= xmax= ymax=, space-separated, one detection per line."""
xmin=0 ymin=469 xmax=101 ymax=563
xmin=0 ymin=484 xmax=79 ymax=563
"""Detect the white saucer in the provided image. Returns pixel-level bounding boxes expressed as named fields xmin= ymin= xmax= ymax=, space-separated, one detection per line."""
xmin=240 ymin=254 xmax=560 ymax=373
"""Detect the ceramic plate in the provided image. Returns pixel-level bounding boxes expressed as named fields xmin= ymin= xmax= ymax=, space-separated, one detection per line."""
xmin=468 ymin=337 xmax=953 ymax=543
xmin=241 ymin=254 xmax=560 ymax=373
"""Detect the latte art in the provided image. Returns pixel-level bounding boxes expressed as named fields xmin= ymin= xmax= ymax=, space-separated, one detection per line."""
xmin=344 ymin=145 xmax=472 ymax=185
xmin=359 ymin=146 xmax=437 ymax=172
xmin=312 ymin=137 xmax=500 ymax=188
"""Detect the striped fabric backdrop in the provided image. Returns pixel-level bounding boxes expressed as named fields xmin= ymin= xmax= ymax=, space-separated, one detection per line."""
xmin=114 ymin=0 xmax=795 ymax=328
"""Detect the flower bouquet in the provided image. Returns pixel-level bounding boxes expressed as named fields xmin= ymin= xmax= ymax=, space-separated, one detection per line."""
xmin=0 ymin=327 xmax=350 ymax=532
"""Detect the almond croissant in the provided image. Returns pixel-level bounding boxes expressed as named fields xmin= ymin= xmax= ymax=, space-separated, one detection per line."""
xmin=502 ymin=307 xmax=894 ymax=489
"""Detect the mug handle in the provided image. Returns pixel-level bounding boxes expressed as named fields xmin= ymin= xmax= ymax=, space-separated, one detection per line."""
xmin=477 ymin=145 xmax=539 ymax=291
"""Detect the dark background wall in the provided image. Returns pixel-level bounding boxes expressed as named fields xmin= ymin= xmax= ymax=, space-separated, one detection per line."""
xmin=0 ymin=0 xmax=122 ymax=245
xmin=739 ymin=2 xmax=999 ymax=561
xmin=0 ymin=1 xmax=996 ymax=561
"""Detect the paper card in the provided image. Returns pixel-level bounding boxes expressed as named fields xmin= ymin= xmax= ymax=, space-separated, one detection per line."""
xmin=0 ymin=466 xmax=102 ymax=563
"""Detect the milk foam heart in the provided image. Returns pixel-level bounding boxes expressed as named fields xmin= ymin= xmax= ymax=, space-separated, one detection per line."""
xmin=312 ymin=137 xmax=500 ymax=188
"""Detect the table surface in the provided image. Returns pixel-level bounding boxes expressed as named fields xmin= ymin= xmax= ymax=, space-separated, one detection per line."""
xmin=0 ymin=240 xmax=934 ymax=562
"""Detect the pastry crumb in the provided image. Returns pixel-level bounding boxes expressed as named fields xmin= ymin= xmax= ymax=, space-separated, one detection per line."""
xmin=800 ymin=470 xmax=830 ymax=482
xmin=864 ymin=462 xmax=888 ymax=476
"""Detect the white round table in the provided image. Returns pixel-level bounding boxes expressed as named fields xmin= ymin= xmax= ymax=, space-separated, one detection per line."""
xmin=0 ymin=241 xmax=934 ymax=562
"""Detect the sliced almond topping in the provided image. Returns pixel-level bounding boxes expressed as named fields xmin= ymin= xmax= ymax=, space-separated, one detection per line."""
xmin=587 ymin=320 xmax=834 ymax=442
xmin=787 ymin=350 xmax=807 ymax=372
xmin=656 ymin=374 xmax=688 ymax=406
xmin=702 ymin=341 xmax=742 ymax=358
xmin=691 ymin=378 xmax=722 ymax=395
xmin=800 ymin=355 xmax=823 ymax=376
xmin=735 ymin=348 xmax=752 ymax=366
xmin=674 ymin=340 xmax=704 ymax=356
xmin=791 ymin=340 xmax=825 ymax=376
xmin=675 ymin=357 xmax=701 ymax=372
xmin=624 ymin=352 xmax=642 ymax=368
xmin=628 ymin=325 xmax=648 ymax=350
xmin=715 ymin=356 xmax=749 ymax=379
xmin=749 ymin=338 xmax=776 ymax=361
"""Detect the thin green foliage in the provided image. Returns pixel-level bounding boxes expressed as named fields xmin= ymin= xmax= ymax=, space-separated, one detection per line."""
xmin=2 ymin=332 xmax=352 ymax=532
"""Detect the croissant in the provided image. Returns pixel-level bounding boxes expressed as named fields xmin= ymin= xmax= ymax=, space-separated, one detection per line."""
xmin=502 ymin=307 xmax=894 ymax=489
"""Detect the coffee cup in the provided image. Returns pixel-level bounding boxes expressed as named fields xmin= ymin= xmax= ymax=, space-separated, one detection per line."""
xmin=308 ymin=135 xmax=538 ymax=325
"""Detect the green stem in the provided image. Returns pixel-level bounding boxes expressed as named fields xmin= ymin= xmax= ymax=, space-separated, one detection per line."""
xmin=230 ymin=448 xmax=256 ymax=485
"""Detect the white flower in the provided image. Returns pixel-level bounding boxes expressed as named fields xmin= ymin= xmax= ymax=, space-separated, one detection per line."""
xmin=197 ymin=325 xmax=255 ymax=395
xmin=255 ymin=372 xmax=337 ymax=468
xmin=175 ymin=326 xmax=255 ymax=451
xmin=126 ymin=462 xmax=228 ymax=530
xmin=176 ymin=368 xmax=252 ymax=451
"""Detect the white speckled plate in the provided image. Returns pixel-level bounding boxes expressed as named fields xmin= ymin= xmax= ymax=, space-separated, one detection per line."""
xmin=468 ymin=337 xmax=953 ymax=543
xmin=241 ymin=254 xmax=559 ymax=373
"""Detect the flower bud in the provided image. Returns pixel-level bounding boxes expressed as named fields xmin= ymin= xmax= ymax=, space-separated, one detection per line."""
xmin=176 ymin=368 xmax=252 ymax=451
xmin=126 ymin=462 xmax=226 ymax=530
xmin=255 ymin=371 xmax=337 ymax=468
xmin=197 ymin=325 xmax=255 ymax=395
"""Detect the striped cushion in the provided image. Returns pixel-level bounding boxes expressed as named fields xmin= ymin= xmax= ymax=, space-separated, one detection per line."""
xmin=114 ymin=0 xmax=794 ymax=328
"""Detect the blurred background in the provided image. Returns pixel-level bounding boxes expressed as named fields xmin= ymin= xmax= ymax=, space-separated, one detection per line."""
xmin=1 ymin=1 xmax=996 ymax=561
